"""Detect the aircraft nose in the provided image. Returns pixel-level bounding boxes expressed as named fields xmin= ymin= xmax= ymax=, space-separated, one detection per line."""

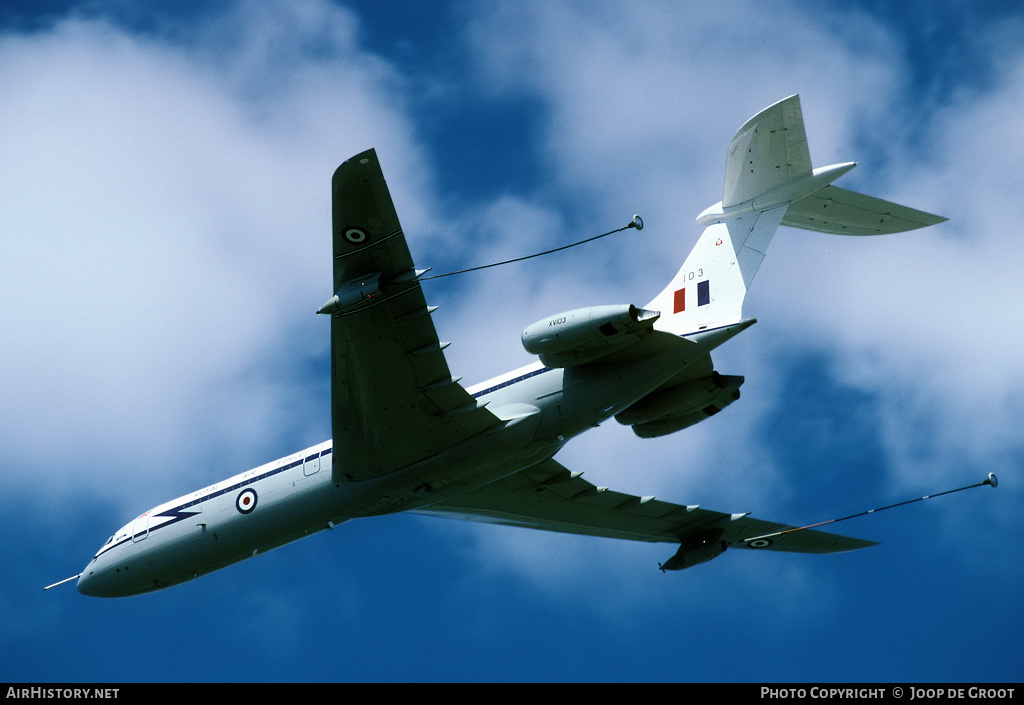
xmin=76 ymin=569 xmax=102 ymax=597
xmin=77 ymin=565 xmax=126 ymax=598
xmin=77 ymin=557 xmax=159 ymax=597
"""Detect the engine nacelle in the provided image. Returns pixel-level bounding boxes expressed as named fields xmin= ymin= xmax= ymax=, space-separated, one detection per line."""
xmin=521 ymin=304 xmax=660 ymax=367
xmin=628 ymin=378 xmax=742 ymax=439
xmin=615 ymin=372 xmax=744 ymax=426
xmin=660 ymin=534 xmax=726 ymax=571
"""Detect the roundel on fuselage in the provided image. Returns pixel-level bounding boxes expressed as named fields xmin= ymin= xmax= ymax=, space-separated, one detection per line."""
xmin=235 ymin=488 xmax=258 ymax=514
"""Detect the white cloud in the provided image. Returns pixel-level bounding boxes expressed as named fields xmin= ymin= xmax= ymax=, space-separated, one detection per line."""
xmin=0 ymin=2 xmax=431 ymax=508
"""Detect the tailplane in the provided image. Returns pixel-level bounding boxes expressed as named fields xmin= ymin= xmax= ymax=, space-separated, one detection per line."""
xmin=647 ymin=95 xmax=946 ymax=336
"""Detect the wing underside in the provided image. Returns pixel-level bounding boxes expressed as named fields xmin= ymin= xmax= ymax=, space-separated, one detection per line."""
xmin=328 ymin=149 xmax=500 ymax=482
xmin=412 ymin=458 xmax=875 ymax=554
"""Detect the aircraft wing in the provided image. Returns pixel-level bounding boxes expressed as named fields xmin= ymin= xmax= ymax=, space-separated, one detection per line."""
xmin=326 ymin=149 xmax=501 ymax=482
xmin=412 ymin=458 xmax=875 ymax=554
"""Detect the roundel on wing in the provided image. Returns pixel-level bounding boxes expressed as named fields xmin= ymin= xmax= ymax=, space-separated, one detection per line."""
xmin=343 ymin=227 xmax=368 ymax=245
xmin=236 ymin=488 xmax=258 ymax=515
xmin=746 ymin=538 xmax=773 ymax=548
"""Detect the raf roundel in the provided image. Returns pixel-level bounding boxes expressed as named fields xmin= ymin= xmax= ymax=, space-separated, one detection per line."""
xmin=746 ymin=538 xmax=773 ymax=548
xmin=235 ymin=488 xmax=258 ymax=515
xmin=343 ymin=227 xmax=368 ymax=245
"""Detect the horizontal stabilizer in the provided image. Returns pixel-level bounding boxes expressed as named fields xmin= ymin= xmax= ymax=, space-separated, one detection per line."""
xmin=781 ymin=184 xmax=947 ymax=235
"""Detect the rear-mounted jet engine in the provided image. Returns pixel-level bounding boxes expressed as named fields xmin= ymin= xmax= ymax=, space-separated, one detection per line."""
xmin=521 ymin=304 xmax=660 ymax=367
xmin=616 ymin=372 xmax=743 ymax=438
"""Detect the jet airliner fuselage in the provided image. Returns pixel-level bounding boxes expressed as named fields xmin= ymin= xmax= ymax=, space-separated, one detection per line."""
xmin=78 ymin=320 xmax=752 ymax=596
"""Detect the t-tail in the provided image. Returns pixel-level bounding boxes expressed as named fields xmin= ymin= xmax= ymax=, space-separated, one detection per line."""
xmin=647 ymin=94 xmax=946 ymax=336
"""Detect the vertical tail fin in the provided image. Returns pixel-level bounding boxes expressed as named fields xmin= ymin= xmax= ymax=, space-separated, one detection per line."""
xmin=648 ymin=95 xmax=945 ymax=336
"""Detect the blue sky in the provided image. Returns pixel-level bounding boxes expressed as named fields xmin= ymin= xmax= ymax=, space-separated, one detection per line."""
xmin=2 ymin=0 xmax=1022 ymax=683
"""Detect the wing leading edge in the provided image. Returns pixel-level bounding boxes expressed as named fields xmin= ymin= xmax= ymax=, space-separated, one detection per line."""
xmin=326 ymin=149 xmax=501 ymax=482
xmin=412 ymin=458 xmax=875 ymax=567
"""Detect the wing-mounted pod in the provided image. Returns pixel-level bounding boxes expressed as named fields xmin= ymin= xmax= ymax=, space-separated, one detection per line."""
xmin=659 ymin=532 xmax=727 ymax=571
xmin=316 ymin=267 xmax=429 ymax=316
xmin=316 ymin=272 xmax=383 ymax=315
xmin=522 ymin=304 xmax=660 ymax=368
xmin=618 ymin=372 xmax=743 ymax=438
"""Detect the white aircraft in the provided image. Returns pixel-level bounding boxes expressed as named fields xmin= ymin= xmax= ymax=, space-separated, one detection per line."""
xmin=62 ymin=95 xmax=947 ymax=597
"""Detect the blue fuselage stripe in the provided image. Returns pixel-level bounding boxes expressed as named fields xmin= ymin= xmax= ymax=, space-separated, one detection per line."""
xmin=470 ymin=366 xmax=552 ymax=398
xmin=96 ymin=447 xmax=334 ymax=559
